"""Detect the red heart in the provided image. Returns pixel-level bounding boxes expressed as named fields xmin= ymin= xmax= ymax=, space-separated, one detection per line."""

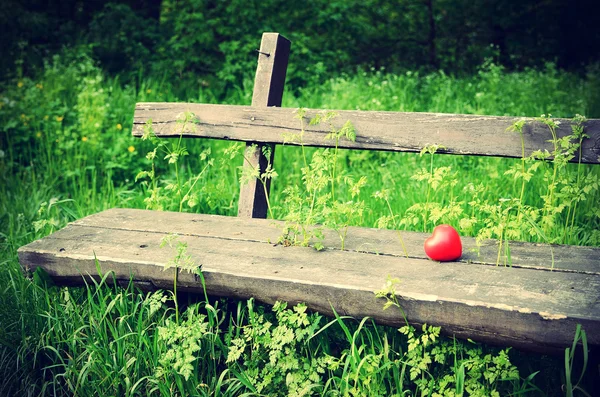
xmin=424 ymin=224 xmax=462 ymax=262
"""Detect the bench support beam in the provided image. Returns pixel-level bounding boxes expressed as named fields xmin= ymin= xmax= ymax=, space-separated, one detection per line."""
xmin=238 ymin=33 xmax=291 ymax=218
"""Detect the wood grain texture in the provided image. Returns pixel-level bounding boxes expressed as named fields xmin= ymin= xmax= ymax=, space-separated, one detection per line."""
xmin=238 ymin=33 xmax=290 ymax=219
xmin=133 ymin=103 xmax=600 ymax=164
xmin=250 ymin=33 xmax=290 ymax=107
xmin=18 ymin=208 xmax=600 ymax=352
xmin=71 ymin=208 xmax=600 ymax=275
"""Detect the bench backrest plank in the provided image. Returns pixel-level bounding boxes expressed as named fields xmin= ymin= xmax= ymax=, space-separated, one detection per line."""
xmin=133 ymin=103 xmax=600 ymax=164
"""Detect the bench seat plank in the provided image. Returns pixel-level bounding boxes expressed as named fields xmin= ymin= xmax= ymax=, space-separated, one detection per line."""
xmin=18 ymin=208 xmax=600 ymax=352
xmin=69 ymin=208 xmax=600 ymax=275
xmin=133 ymin=103 xmax=600 ymax=164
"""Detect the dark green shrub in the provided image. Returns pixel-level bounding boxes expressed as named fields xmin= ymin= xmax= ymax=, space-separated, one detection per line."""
xmin=88 ymin=3 xmax=161 ymax=76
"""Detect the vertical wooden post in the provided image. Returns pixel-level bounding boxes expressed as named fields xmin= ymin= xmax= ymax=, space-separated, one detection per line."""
xmin=238 ymin=33 xmax=291 ymax=218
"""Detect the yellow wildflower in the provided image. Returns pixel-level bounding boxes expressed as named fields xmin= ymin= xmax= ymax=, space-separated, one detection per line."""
xmin=36 ymin=132 xmax=42 ymax=138
xmin=146 ymin=89 xmax=152 ymax=94
xmin=44 ymin=115 xmax=49 ymax=120
xmin=82 ymin=136 xmax=88 ymax=142
xmin=128 ymin=146 xmax=135 ymax=153
xmin=36 ymin=83 xmax=43 ymax=89
xmin=116 ymin=123 xmax=122 ymax=130
xmin=17 ymin=81 xmax=23 ymax=88
xmin=56 ymin=116 xmax=64 ymax=122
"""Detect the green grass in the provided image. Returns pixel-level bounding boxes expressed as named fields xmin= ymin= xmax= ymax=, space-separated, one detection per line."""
xmin=1 ymin=50 xmax=599 ymax=395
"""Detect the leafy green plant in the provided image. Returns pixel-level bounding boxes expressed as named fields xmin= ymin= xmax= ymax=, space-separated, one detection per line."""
xmin=279 ymin=109 xmax=366 ymax=250
xmin=159 ymin=233 xmax=198 ymax=324
xmin=374 ymin=276 xmax=409 ymax=326
xmin=375 ymin=278 xmax=523 ymax=396
xmin=400 ymin=144 xmax=463 ymax=234
xmin=513 ymin=114 xmax=598 ymax=246
xmin=226 ymin=300 xmax=328 ymax=396
xmin=155 ymin=306 xmax=210 ymax=382
xmin=472 ymin=114 xmax=600 ymax=265
xmin=137 ymin=112 xmax=214 ymax=212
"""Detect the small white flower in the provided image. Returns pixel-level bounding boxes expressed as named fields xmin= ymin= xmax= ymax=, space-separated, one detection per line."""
xmin=0 ymin=150 xmax=4 ymax=158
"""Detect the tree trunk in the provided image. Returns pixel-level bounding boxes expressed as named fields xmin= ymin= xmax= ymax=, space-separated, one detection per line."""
xmin=425 ymin=0 xmax=438 ymax=68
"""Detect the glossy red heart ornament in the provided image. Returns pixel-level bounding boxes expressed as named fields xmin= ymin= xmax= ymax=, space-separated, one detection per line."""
xmin=424 ymin=224 xmax=462 ymax=261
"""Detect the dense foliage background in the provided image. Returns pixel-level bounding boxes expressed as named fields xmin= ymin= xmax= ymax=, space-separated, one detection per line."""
xmin=3 ymin=0 xmax=600 ymax=89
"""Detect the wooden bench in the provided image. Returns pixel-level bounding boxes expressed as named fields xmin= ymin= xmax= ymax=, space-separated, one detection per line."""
xmin=18 ymin=33 xmax=600 ymax=353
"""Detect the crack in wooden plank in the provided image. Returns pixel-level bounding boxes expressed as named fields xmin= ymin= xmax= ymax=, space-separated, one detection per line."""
xmin=57 ymin=221 xmax=598 ymax=275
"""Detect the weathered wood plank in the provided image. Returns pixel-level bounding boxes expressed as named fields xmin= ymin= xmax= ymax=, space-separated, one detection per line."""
xmin=72 ymin=208 xmax=600 ymax=275
xmin=18 ymin=209 xmax=600 ymax=352
xmin=133 ymin=103 xmax=600 ymax=164
xmin=238 ymin=33 xmax=290 ymax=219
xmin=250 ymin=33 xmax=291 ymax=108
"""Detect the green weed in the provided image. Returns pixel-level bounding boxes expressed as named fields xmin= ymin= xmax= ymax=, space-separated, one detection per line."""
xmin=277 ymin=109 xmax=365 ymax=250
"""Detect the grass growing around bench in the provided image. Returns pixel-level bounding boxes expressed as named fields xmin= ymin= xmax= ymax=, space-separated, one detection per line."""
xmin=1 ymin=52 xmax=599 ymax=394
